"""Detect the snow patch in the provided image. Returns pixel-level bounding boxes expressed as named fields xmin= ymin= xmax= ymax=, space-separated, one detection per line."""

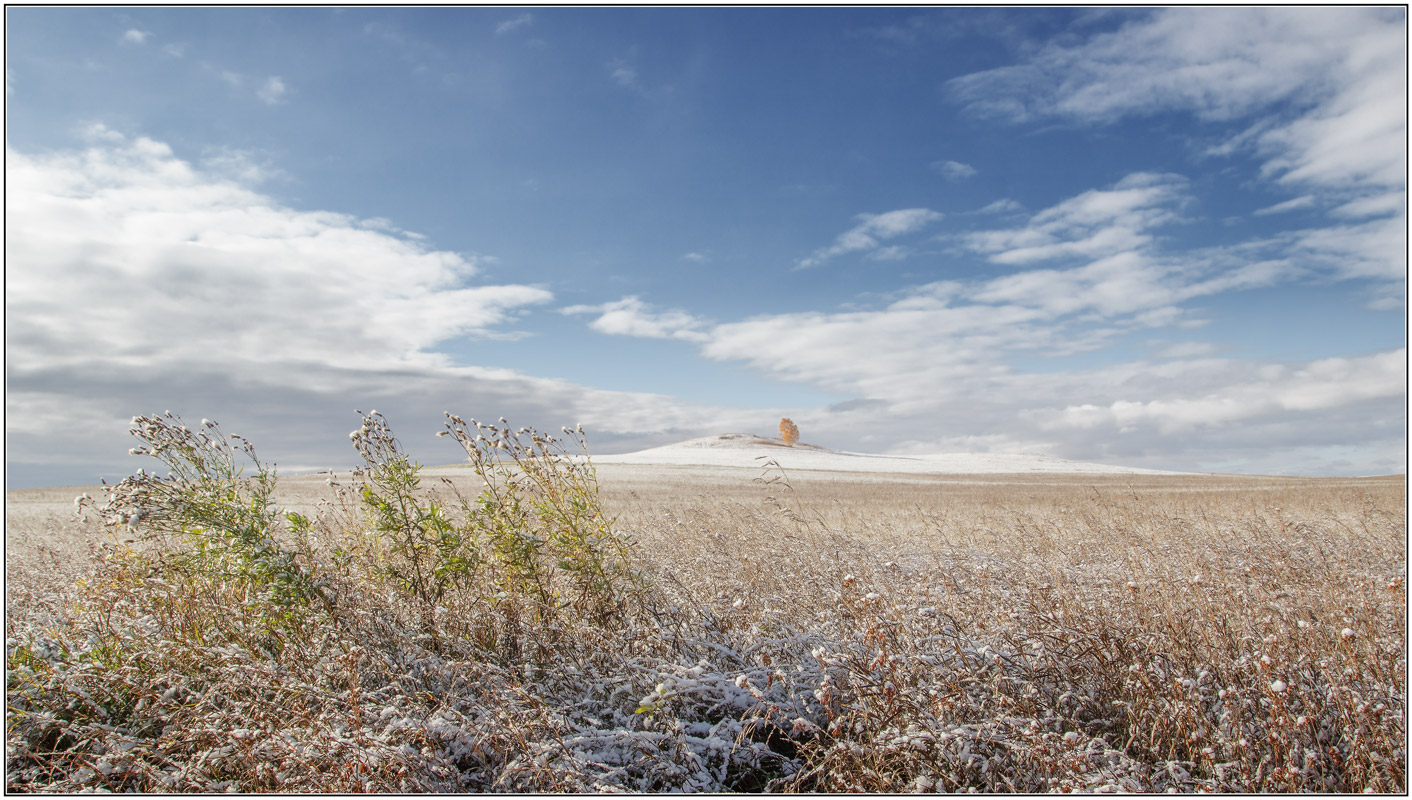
xmin=594 ymin=433 xmax=1184 ymax=475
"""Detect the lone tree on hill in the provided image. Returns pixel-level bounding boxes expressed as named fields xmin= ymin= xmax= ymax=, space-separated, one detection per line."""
xmin=779 ymin=417 xmax=799 ymax=446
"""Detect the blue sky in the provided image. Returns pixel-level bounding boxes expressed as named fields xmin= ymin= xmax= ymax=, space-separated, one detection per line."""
xmin=5 ymin=6 xmax=1406 ymax=488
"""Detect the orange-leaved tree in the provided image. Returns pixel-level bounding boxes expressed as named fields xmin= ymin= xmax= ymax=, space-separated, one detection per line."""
xmin=779 ymin=417 xmax=799 ymax=446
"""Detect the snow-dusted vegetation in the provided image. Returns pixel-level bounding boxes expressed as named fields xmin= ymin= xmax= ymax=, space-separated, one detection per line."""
xmin=5 ymin=414 xmax=1406 ymax=792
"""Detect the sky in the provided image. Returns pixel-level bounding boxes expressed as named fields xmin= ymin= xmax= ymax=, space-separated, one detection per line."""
xmin=4 ymin=6 xmax=1407 ymax=489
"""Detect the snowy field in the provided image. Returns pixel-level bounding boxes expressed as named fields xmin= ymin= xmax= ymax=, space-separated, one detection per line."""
xmin=587 ymin=433 xmax=1185 ymax=476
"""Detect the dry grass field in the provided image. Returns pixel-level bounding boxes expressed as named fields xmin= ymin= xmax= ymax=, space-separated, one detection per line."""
xmin=5 ymin=418 xmax=1406 ymax=792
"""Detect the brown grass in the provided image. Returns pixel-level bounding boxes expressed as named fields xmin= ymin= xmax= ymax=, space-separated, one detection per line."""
xmin=6 ymin=460 xmax=1406 ymax=792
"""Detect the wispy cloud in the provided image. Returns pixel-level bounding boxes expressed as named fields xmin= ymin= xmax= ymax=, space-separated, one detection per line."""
xmin=796 ymin=208 xmax=944 ymax=269
xmin=256 ymin=76 xmax=288 ymax=105
xmin=362 ymin=21 xmax=446 ymax=75
xmin=199 ymin=145 xmax=289 ymax=185
xmin=960 ymin=172 xmax=1188 ymax=266
xmin=1253 ymin=195 xmax=1316 ymax=216
xmin=682 ymin=252 xmax=709 ymax=263
xmin=560 ymin=296 xmax=710 ymax=343
xmin=608 ymin=59 xmax=639 ymax=89
xmin=121 ymin=29 xmax=150 ymax=45
xmin=1154 ymin=341 xmax=1219 ymax=360
xmin=495 ymin=13 xmax=533 ymax=36
xmin=931 ymin=159 xmax=977 ymax=180
xmin=563 ymin=168 xmax=1404 ymax=473
xmin=946 ymin=8 xmax=1406 ymax=214
xmin=976 ymin=198 xmax=1023 ymax=215
xmin=1030 ymin=350 xmax=1406 ymax=435
xmin=77 ymin=121 xmax=127 ymax=143
xmin=687 ymin=290 xmax=1403 ymax=473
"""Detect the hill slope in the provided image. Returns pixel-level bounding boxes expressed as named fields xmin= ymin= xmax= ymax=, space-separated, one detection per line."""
xmin=592 ymin=433 xmax=1183 ymax=475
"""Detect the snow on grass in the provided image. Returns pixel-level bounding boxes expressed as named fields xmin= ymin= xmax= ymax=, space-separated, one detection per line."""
xmin=591 ymin=433 xmax=1185 ymax=475
xmin=5 ymin=443 xmax=1403 ymax=793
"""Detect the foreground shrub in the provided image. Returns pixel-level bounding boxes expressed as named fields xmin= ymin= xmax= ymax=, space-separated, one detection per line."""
xmin=78 ymin=412 xmax=325 ymax=639
xmin=440 ymin=413 xmax=647 ymax=626
xmin=13 ymin=411 xmax=793 ymax=792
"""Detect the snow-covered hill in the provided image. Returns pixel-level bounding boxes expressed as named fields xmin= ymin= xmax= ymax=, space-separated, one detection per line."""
xmin=591 ymin=433 xmax=1183 ymax=475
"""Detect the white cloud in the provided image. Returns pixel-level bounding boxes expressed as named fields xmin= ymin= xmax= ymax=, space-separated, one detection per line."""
xmin=796 ymin=208 xmax=943 ymax=269
xmin=693 ymin=291 xmax=1404 ymax=472
xmin=610 ymin=62 xmax=638 ymax=89
xmin=1032 ymin=350 xmax=1406 ymax=435
xmin=1154 ymin=341 xmax=1219 ymax=360
xmin=968 ymin=252 xmax=1180 ymax=317
xmin=560 ymin=165 xmax=1402 ymax=474
xmin=950 ymin=9 xmax=1389 ymax=123
xmin=362 ymin=20 xmax=444 ymax=71
xmin=569 ymin=174 xmax=1384 ymax=406
xmin=560 ymin=296 xmax=710 ymax=343
xmin=78 ymin=122 xmax=127 ymax=143
xmin=162 ymin=43 xmax=186 ymax=59
xmin=495 ymin=13 xmax=533 ymax=36
xmin=5 ymin=136 xmax=780 ymax=484
xmin=1287 ymin=215 xmax=1407 ymax=283
xmin=947 ymin=7 xmax=1406 ymax=213
xmin=199 ymin=145 xmax=288 ymax=185
xmin=256 ymin=76 xmax=288 ymax=105
xmin=931 ymin=159 xmax=977 ymax=180
xmin=955 ymin=169 xmax=1398 ymax=314
xmin=868 ymin=245 xmax=910 ymax=262
xmin=682 ymin=252 xmax=709 ymax=263
xmin=5 ymin=137 xmax=553 ymax=376
xmin=1253 ymin=195 xmax=1316 ymax=216
xmin=205 ymin=65 xmax=299 ymax=107
xmin=976 ymin=198 xmax=1023 ymax=214
xmin=122 ymin=29 xmax=150 ymax=45
xmin=1331 ymin=192 xmax=1404 ymax=220
xmin=961 ymin=172 xmax=1188 ymax=265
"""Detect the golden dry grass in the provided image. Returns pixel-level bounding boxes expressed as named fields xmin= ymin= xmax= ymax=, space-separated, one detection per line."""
xmin=6 ymin=462 xmax=1406 ymax=792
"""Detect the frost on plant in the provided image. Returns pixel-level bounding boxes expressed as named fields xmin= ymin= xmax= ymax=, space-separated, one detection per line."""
xmin=440 ymin=412 xmax=648 ymax=627
xmin=84 ymin=411 xmax=320 ymax=612
xmin=347 ymin=410 xmax=481 ymax=631
xmin=20 ymin=409 xmax=1403 ymax=794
